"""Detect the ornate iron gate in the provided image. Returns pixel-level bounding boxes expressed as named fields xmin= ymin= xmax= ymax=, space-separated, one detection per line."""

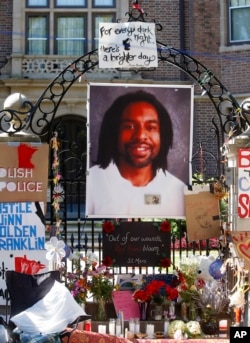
xmin=1 ymin=5 xmax=250 ymax=268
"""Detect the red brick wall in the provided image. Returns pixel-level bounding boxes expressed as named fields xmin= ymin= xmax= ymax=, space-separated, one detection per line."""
xmin=128 ymin=1 xmax=245 ymax=178
xmin=0 ymin=0 xmax=12 ymax=70
xmin=1 ymin=0 xmax=250 ymax=178
xmin=130 ymin=1 xmax=250 ymax=96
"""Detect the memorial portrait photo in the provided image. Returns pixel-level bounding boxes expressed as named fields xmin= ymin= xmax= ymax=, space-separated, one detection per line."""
xmin=86 ymin=83 xmax=193 ymax=218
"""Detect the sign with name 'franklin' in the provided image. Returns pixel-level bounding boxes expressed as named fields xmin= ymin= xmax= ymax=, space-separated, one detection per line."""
xmin=0 ymin=202 xmax=45 ymax=251
xmin=98 ymin=22 xmax=158 ymax=69
xmin=102 ymin=221 xmax=171 ymax=267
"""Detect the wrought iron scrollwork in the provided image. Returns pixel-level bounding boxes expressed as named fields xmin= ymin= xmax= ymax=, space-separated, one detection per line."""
xmin=0 ymin=3 xmax=249 ymax=175
xmin=157 ymin=44 xmax=248 ymax=139
xmin=0 ymin=50 xmax=98 ymax=138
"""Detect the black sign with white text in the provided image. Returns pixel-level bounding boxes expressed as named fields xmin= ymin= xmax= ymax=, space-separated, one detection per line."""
xmin=103 ymin=221 xmax=170 ymax=267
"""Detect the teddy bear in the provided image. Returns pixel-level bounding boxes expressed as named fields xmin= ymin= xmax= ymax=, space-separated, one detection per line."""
xmin=196 ymin=255 xmax=216 ymax=282
xmin=196 ymin=255 xmax=225 ymax=282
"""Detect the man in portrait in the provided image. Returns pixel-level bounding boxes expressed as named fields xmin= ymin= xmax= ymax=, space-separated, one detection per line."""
xmin=86 ymin=84 xmax=193 ymax=218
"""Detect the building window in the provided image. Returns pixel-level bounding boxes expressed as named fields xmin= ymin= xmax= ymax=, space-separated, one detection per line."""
xmin=93 ymin=0 xmax=115 ymax=7
xmin=55 ymin=0 xmax=86 ymax=7
xmin=25 ymin=0 xmax=120 ymax=56
xmin=55 ymin=16 xmax=86 ymax=55
xmin=27 ymin=0 xmax=48 ymax=7
xmin=93 ymin=14 xmax=115 ymax=49
xmin=229 ymin=0 xmax=250 ymax=43
xmin=27 ymin=16 xmax=48 ymax=54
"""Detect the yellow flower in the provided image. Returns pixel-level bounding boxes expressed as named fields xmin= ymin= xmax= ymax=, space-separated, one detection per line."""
xmin=189 ymin=285 xmax=197 ymax=292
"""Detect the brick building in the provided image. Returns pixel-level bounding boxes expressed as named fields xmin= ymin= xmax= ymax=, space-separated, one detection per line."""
xmin=0 ymin=0 xmax=250 ymax=230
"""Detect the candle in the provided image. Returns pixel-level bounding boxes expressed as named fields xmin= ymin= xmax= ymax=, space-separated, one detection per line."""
xmin=116 ymin=318 xmax=121 ymax=337
xmin=109 ymin=318 xmax=115 ymax=335
xmin=146 ymin=324 xmax=154 ymax=338
xmin=98 ymin=325 xmax=106 ymax=334
xmin=219 ymin=319 xmax=228 ymax=338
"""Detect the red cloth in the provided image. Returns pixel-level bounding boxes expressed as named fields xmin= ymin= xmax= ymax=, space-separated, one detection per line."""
xmin=134 ymin=340 xmax=229 ymax=343
xmin=61 ymin=329 xmax=133 ymax=343
xmin=61 ymin=330 xmax=230 ymax=343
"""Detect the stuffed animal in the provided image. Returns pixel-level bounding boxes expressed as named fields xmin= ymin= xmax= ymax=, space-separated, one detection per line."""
xmin=196 ymin=254 xmax=226 ymax=283
xmin=196 ymin=255 xmax=216 ymax=282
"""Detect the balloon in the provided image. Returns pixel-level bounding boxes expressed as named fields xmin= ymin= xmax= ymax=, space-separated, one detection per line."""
xmin=209 ymin=259 xmax=225 ymax=280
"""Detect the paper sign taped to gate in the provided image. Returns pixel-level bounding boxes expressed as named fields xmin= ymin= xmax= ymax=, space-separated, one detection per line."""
xmin=184 ymin=185 xmax=220 ymax=241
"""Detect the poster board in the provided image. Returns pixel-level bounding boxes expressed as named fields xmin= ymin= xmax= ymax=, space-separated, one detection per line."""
xmin=112 ymin=290 xmax=140 ymax=320
xmin=184 ymin=185 xmax=220 ymax=241
xmin=238 ymin=148 xmax=250 ymax=218
xmin=86 ymin=83 xmax=193 ymax=218
xmin=0 ymin=202 xmax=46 ymax=251
xmin=0 ymin=142 xmax=49 ymax=203
xmin=0 ymin=201 xmax=47 ymax=304
xmin=0 ymin=250 xmax=48 ymax=305
xmin=98 ymin=22 xmax=158 ymax=69
xmin=231 ymin=231 xmax=250 ymax=270
xmin=103 ymin=222 xmax=170 ymax=267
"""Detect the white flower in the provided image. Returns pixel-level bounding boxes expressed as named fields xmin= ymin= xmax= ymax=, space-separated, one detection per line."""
xmin=86 ymin=252 xmax=99 ymax=264
xmin=168 ymin=320 xmax=186 ymax=338
xmin=186 ymin=321 xmax=202 ymax=336
xmin=45 ymin=236 xmax=66 ymax=267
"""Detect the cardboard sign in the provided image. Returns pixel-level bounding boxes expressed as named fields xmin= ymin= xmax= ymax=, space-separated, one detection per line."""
xmin=238 ymin=148 xmax=250 ymax=218
xmin=231 ymin=231 xmax=250 ymax=270
xmin=112 ymin=290 xmax=140 ymax=320
xmin=103 ymin=222 xmax=170 ymax=267
xmin=184 ymin=185 xmax=220 ymax=241
xmin=0 ymin=142 xmax=49 ymax=202
xmin=98 ymin=22 xmax=158 ymax=69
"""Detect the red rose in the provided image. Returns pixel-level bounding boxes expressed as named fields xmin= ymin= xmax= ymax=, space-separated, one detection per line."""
xmin=133 ymin=289 xmax=151 ymax=302
xmin=146 ymin=280 xmax=165 ymax=295
xmin=160 ymin=221 xmax=171 ymax=232
xmin=160 ymin=257 xmax=171 ymax=268
xmin=102 ymin=256 xmax=113 ymax=267
xmin=166 ymin=285 xmax=178 ymax=300
xmin=102 ymin=221 xmax=115 ymax=234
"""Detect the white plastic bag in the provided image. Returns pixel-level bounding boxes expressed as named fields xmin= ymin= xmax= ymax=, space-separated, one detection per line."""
xmin=0 ymin=323 xmax=8 ymax=342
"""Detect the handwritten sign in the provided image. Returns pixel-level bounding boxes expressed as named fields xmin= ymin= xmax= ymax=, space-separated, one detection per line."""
xmin=103 ymin=222 xmax=170 ymax=267
xmin=238 ymin=148 xmax=250 ymax=218
xmin=231 ymin=231 xmax=250 ymax=270
xmin=112 ymin=290 xmax=140 ymax=320
xmin=98 ymin=22 xmax=158 ymax=69
xmin=0 ymin=202 xmax=45 ymax=251
xmin=184 ymin=185 xmax=220 ymax=241
xmin=0 ymin=142 xmax=48 ymax=203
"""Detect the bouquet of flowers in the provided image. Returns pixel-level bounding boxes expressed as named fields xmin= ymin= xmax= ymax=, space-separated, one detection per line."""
xmin=65 ymin=251 xmax=114 ymax=309
xmin=87 ymin=263 xmax=114 ymax=302
xmin=199 ymin=281 xmax=229 ymax=321
xmin=132 ymin=276 xmax=178 ymax=321
xmin=133 ymin=278 xmax=178 ymax=304
xmin=66 ymin=269 xmax=90 ymax=304
xmin=174 ymin=257 xmax=201 ymax=304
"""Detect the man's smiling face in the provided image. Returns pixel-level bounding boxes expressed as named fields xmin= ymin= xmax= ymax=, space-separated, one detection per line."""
xmin=118 ymin=101 xmax=161 ymax=169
